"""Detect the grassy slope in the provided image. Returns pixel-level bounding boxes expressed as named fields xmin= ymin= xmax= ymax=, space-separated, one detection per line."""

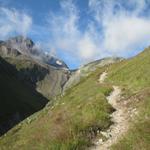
xmin=106 ymin=47 xmax=150 ymax=150
xmin=107 ymin=47 xmax=150 ymax=91
xmin=0 ymin=57 xmax=48 ymax=135
xmin=0 ymin=66 xmax=113 ymax=150
xmin=0 ymin=47 xmax=150 ymax=149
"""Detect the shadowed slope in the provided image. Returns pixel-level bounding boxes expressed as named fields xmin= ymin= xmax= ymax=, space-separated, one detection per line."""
xmin=0 ymin=56 xmax=48 ymax=135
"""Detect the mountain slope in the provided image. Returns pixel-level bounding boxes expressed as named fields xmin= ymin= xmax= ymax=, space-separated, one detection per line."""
xmin=0 ymin=56 xmax=48 ymax=135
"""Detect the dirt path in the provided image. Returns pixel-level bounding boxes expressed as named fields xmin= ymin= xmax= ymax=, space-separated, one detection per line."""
xmin=90 ymin=73 xmax=130 ymax=150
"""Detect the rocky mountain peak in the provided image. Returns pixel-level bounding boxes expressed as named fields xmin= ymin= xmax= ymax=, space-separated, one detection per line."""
xmin=0 ymin=36 xmax=69 ymax=70
xmin=6 ymin=36 xmax=39 ymax=56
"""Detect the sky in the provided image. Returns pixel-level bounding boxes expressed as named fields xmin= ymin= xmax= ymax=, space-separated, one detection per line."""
xmin=0 ymin=0 xmax=150 ymax=69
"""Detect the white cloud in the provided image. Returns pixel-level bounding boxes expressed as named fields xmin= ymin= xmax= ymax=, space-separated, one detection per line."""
xmin=48 ymin=0 xmax=79 ymax=50
xmin=47 ymin=0 xmax=103 ymax=64
xmin=46 ymin=0 xmax=150 ymax=65
xmin=88 ymin=0 xmax=150 ymax=56
xmin=78 ymin=36 xmax=95 ymax=59
xmin=0 ymin=7 xmax=32 ymax=39
xmin=103 ymin=16 xmax=150 ymax=54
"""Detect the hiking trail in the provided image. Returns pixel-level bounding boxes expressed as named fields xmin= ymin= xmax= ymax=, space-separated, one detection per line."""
xmin=90 ymin=72 xmax=130 ymax=150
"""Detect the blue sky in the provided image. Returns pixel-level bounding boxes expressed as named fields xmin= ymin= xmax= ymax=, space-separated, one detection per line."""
xmin=0 ymin=0 xmax=150 ymax=69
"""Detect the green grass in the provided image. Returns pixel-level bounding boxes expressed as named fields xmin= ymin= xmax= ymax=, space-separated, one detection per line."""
xmin=0 ymin=66 xmax=113 ymax=150
xmin=107 ymin=47 xmax=150 ymax=91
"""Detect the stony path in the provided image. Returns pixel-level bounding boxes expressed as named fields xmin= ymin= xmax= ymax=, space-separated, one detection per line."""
xmin=98 ymin=72 xmax=108 ymax=83
xmin=90 ymin=72 xmax=130 ymax=150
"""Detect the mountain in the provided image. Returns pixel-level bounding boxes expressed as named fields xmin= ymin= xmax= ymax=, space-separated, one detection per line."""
xmin=4 ymin=36 xmax=69 ymax=69
xmin=0 ymin=36 xmax=70 ymax=135
xmin=0 ymin=36 xmax=70 ymax=98
xmin=0 ymin=36 xmax=149 ymax=149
